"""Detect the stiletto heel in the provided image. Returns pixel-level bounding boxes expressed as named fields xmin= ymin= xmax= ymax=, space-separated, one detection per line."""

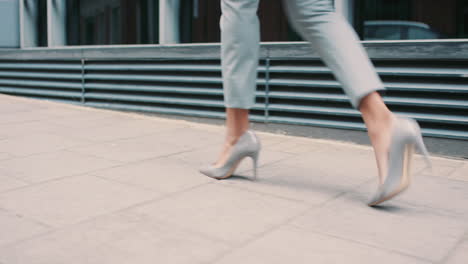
xmin=199 ymin=130 xmax=261 ymax=180
xmin=250 ymin=152 xmax=259 ymax=181
xmin=368 ymin=117 xmax=430 ymax=206
xmin=413 ymin=126 xmax=432 ymax=169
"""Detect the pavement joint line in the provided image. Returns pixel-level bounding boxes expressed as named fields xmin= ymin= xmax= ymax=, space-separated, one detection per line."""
xmin=0 ymin=170 xmax=113 ymax=194
xmin=397 ymin=198 xmax=468 ymax=219
xmin=0 ymin=167 xmax=30 ymax=184
xmin=446 ymin=162 xmax=468 ymax=178
xmin=0 ymin=207 xmax=53 ymax=231
xmin=3 ymin=179 xmax=212 ymax=250
xmin=61 ymin=149 xmax=126 ymax=164
xmin=421 ymin=173 xmax=468 ymax=185
xmin=0 ymin=180 xmax=215 ymax=251
xmin=351 ymin=177 xmax=468 ymax=219
xmin=50 ymin=129 xmax=179 ymax=146
xmin=0 ymin=147 xmax=200 ymax=194
xmin=133 ymin=211 xmax=235 ymax=247
xmin=218 ymin=174 xmax=374 ymax=207
xmin=63 ymin=142 xmax=197 ymax=164
xmin=234 ymin=152 xmax=298 ymax=174
xmin=207 ymin=184 xmax=356 ymax=264
xmin=206 ymin=207 xmax=318 ymax=264
xmin=217 ymin=181 xmax=314 ymax=207
xmin=92 ymin=174 xmax=165 ymax=193
xmin=303 ymin=228 xmax=435 ymax=264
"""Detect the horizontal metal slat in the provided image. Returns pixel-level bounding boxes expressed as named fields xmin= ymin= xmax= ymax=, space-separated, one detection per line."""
xmin=84 ymin=83 xmax=267 ymax=97
xmin=84 ymin=63 xmax=267 ymax=72
xmin=84 ymin=73 xmax=267 ymax=85
xmin=85 ymin=64 xmax=219 ymax=72
xmin=268 ymin=104 xmax=468 ymax=125
xmin=0 ymin=71 xmax=82 ymax=80
xmin=85 ymin=101 xmax=265 ymax=122
xmin=268 ymin=91 xmax=468 ymax=108
xmin=270 ymin=78 xmax=468 ymax=93
xmin=84 ymin=73 xmax=223 ymax=84
xmin=0 ymin=63 xmax=81 ymax=70
xmin=0 ymin=86 xmax=81 ymax=99
xmin=84 ymin=92 xmax=265 ymax=110
xmin=385 ymin=82 xmax=468 ymax=93
xmin=0 ymin=78 xmax=81 ymax=89
xmin=269 ymin=65 xmax=468 ymax=78
xmin=384 ymin=97 xmax=468 ymax=109
xmin=267 ymin=116 xmax=468 ymax=139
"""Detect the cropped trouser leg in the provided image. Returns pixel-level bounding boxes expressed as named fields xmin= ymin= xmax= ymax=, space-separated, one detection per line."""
xmin=220 ymin=0 xmax=260 ymax=109
xmin=282 ymin=0 xmax=384 ymax=108
xmin=220 ymin=0 xmax=384 ymax=110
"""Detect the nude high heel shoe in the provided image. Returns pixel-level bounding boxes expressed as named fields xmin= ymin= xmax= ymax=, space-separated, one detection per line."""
xmin=368 ymin=117 xmax=432 ymax=206
xmin=199 ymin=130 xmax=261 ymax=180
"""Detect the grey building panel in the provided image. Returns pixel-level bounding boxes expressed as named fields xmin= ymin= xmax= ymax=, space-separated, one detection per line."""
xmin=0 ymin=0 xmax=20 ymax=48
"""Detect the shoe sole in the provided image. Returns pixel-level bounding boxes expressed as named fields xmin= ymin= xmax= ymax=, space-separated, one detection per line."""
xmin=210 ymin=159 xmax=244 ymax=180
xmin=369 ymin=144 xmax=414 ymax=206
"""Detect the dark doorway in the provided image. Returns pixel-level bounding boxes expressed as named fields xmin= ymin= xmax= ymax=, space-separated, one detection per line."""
xmin=66 ymin=0 xmax=159 ymax=45
xmin=180 ymin=0 xmax=301 ymax=43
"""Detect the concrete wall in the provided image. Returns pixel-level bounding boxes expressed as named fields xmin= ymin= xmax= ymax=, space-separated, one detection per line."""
xmin=0 ymin=0 xmax=20 ymax=48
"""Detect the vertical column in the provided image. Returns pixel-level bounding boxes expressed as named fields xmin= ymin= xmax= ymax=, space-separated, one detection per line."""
xmin=0 ymin=0 xmax=20 ymax=48
xmin=335 ymin=0 xmax=354 ymax=26
xmin=47 ymin=0 xmax=67 ymax=47
xmin=20 ymin=0 xmax=38 ymax=47
xmin=159 ymin=0 xmax=180 ymax=44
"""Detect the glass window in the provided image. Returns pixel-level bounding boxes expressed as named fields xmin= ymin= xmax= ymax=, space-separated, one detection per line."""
xmin=365 ymin=25 xmax=404 ymax=40
xmin=355 ymin=0 xmax=468 ymax=40
xmin=66 ymin=0 xmax=159 ymax=45
xmin=407 ymin=26 xmax=440 ymax=39
xmin=179 ymin=0 xmax=300 ymax=43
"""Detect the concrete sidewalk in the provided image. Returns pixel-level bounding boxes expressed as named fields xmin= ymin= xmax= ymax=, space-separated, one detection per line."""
xmin=0 ymin=94 xmax=467 ymax=264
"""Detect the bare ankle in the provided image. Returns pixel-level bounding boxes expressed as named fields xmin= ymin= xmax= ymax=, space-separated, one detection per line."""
xmin=226 ymin=134 xmax=242 ymax=146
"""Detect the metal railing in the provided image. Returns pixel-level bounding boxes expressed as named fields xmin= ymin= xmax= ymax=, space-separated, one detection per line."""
xmin=0 ymin=42 xmax=467 ymax=140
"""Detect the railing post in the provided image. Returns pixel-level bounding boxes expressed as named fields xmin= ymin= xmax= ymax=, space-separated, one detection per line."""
xmin=80 ymin=58 xmax=85 ymax=104
xmin=264 ymin=57 xmax=270 ymax=123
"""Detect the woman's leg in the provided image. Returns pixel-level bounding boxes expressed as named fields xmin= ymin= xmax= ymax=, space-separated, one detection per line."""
xmin=214 ymin=0 xmax=260 ymax=167
xmin=282 ymin=0 xmax=394 ymax=183
xmin=215 ymin=108 xmax=250 ymax=167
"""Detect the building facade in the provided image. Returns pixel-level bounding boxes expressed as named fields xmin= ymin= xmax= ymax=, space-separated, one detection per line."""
xmin=0 ymin=0 xmax=467 ymax=143
xmin=4 ymin=0 xmax=468 ymax=48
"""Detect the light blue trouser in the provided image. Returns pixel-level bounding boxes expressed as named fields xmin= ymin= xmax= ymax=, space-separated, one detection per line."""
xmin=220 ymin=0 xmax=385 ymax=109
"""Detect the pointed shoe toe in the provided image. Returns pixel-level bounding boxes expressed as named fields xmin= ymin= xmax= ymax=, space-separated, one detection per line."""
xmin=368 ymin=117 xmax=431 ymax=207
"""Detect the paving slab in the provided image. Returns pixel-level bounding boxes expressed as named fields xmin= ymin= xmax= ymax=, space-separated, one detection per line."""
xmin=445 ymin=235 xmax=468 ymax=264
xmin=0 ymin=133 xmax=93 ymax=157
xmin=67 ymin=134 xmax=193 ymax=163
xmin=215 ymin=225 xmax=430 ymax=264
xmin=0 ymin=173 xmax=28 ymax=192
xmin=361 ymin=175 xmax=468 ymax=219
xmin=0 ymin=212 xmax=230 ymax=264
xmin=290 ymin=191 xmax=468 ymax=262
xmin=0 ymin=175 xmax=161 ymax=227
xmin=0 ymin=121 xmax=71 ymax=139
xmin=0 ymin=94 xmax=467 ymax=264
xmin=0 ymin=152 xmax=14 ymax=161
xmin=448 ymin=163 xmax=468 ymax=182
xmin=0 ymin=150 xmax=121 ymax=183
xmin=0 ymin=209 xmax=50 ymax=248
xmin=92 ymin=157 xmax=212 ymax=193
xmin=48 ymin=118 xmax=186 ymax=143
xmin=131 ymin=183 xmax=309 ymax=245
